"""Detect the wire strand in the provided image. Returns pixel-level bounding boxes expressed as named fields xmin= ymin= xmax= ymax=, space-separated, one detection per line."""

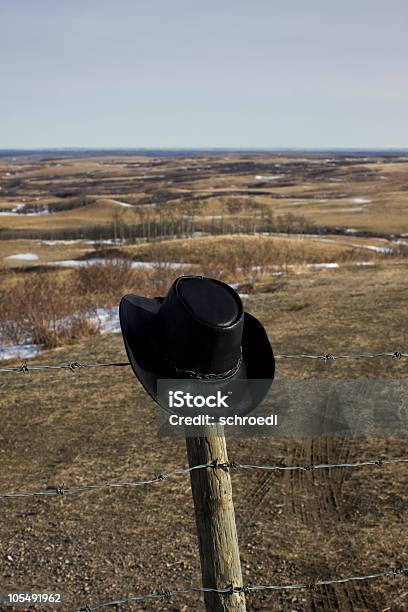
xmin=1 ymin=456 xmax=407 ymax=500
xmin=77 ymin=564 xmax=408 ymax=610
xmin=0 ymin=351 xmax=407 ymax=374
xmin=0 ymin=361 xmax=130 ymax=373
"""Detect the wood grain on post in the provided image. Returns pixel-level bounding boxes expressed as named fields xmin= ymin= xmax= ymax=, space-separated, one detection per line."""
xmin=185 ymin=423 xmax=246 ymax=612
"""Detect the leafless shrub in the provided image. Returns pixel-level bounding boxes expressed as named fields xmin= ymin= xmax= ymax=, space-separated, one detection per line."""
xmin=0 ymin=272 xmax=98 ymax=348
xmin=73 ymin=258 xmax=196 ymax=304
xmin=141 ymin=262 xmax=197 ymax=297
xmin=74 ymin=259 xmax=139 ymax=306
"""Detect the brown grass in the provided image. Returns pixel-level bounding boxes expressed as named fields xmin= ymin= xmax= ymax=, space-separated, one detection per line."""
xmin=0 ymin=273 xmax=98 ymax=348
xmin=123 ymin=234 xmax=372 ymax=266
xmin=1 ymin=232 xmax=405 ymax=354
xmin=0 ymin=199 xmax=141 ymax=231
xmin=1 ymin=262 xmax=408 ymax=610
xmin=0 ymin=239 xmax=94 ymax=266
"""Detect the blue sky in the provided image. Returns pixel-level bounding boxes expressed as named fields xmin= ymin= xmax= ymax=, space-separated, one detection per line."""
xmin=0 ymin=0 xmax=407 ymax=148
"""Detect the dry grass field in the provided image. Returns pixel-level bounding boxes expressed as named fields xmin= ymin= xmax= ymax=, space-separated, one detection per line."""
xmin=120 ymin=234 xmax=379 ymax=265
xmin=1 ymin=151 xmax=408 ymax=611
xmin=2 ymin=153 xmax=408 ymax=238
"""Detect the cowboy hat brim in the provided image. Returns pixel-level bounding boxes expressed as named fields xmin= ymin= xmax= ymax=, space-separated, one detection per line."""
xmin=119 ymin=293 xmax=275 ymax=417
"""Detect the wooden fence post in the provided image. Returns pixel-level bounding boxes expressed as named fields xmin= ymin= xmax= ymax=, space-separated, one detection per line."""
xmin=185 ymin=423 xmax=247 ymax=612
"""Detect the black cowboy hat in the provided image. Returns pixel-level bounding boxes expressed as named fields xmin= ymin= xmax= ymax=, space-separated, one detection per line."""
xmin=119 ymin=275 xmax=275 ymax=417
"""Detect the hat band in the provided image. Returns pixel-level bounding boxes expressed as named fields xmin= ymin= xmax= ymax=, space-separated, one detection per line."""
xmin=150 ymin=335 xmax=243 ymax=380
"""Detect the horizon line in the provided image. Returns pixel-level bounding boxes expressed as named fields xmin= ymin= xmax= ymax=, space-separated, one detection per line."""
xmin=1 ymin=146 xmax=408 ymax=153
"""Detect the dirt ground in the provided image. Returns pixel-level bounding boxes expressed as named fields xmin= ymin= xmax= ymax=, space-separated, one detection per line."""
xmin=1 ymin=262 xmax=408 ymax=611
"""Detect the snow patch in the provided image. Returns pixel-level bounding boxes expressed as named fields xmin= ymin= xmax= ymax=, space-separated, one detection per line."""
xmin=191 ymin=215 xmax=224 ymax=220
xmin=0 ymin=308 xmax=121 ymax=362
xmin=0 ymin=203 xmax=49 ymax=216
xmin=85 ymin=239 xmax=127 ymax=245
xmin=351 ymin=198 xmax=371 ymax=204
xmin=40 ymin=240 xmax=82 ymax=245
xmin=6 ymin=253 xmax=39 ymax=261
xmin=306 ymin=262 xmax=339 ymax=269
xmin=109 ymin=199 xmax=133 ymax=208
xmin=51 ymin=258 xmax=193 ymax=269
xmin=334 ymin=207 xmax=365 ymax=213
xmin=94 ymin=307 xmax=120 ymax=334
xmin=353 ymin=261 xmax=375 ymax=267
xmin=0 ymin=342 xmax=40 ymax=362
xmin=351 ymin=243 xmax=393 ymax=254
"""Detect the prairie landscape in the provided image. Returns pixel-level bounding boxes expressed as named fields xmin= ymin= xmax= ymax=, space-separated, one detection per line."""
xmin=1 ymin=150 xmax=408 ymax=611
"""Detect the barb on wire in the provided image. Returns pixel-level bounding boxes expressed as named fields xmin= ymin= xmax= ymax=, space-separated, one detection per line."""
xmin=77 ymin=565 xmax=408 ymax=610
xmin=1 ymin=456 xmax=408 ymax=501
xmin=0 ymin=351 xmax=407 ymax=374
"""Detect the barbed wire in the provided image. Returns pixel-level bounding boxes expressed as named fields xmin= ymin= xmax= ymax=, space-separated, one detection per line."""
xmin=277 ymin=351 xmax=408 ymax=361
xmin=0 ymin=351 xmax=407 ymax=374
xmin=77 ymin=565 xmax=408 ymax=610
xmin=1 ymin=456 xmax=407 ymax=501
xmin=0 ymin=463 xmax=209 ymax=500
xmin=0 ymin=360 xmax=130 ymax=373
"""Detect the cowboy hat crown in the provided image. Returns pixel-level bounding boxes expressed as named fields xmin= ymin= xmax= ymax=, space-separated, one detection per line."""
xmin=149 ymin=276 xmax=244 ymax=379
